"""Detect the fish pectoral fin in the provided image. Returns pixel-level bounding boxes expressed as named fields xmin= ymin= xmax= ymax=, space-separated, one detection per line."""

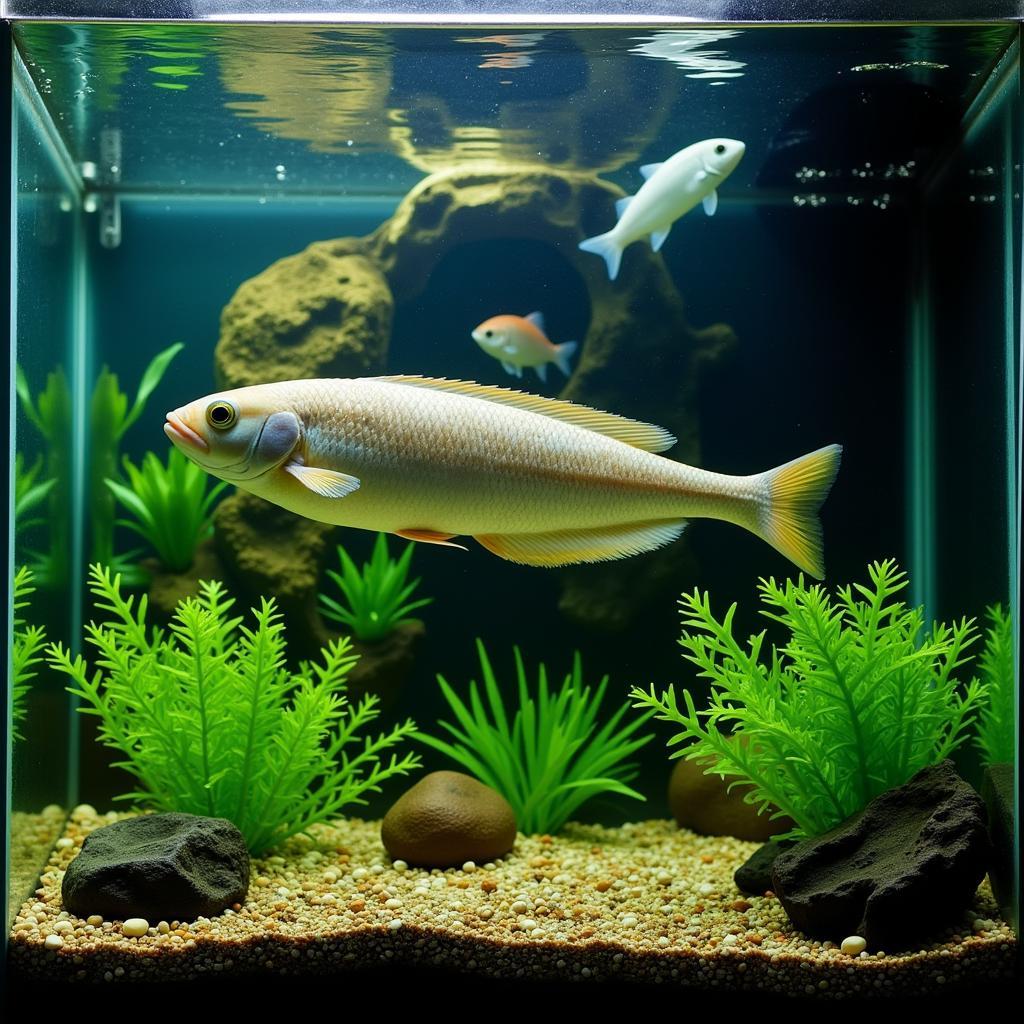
xmin=284 ymin=462 xmax=361 ymax=498
xmin=475 ymin=520 xmax=687 ymax=567
xmin=395 ymin=528 xmax=468 ymax=551
xmin=702 ymin=190 xmax=718 ymax=216
xmin=639 ymin=162 xmax=663 ymax=181
xmin=650 ymin=226 xmax=671 ymax=252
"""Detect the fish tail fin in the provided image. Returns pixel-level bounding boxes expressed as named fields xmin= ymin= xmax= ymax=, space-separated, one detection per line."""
xmin=578 ymin=232 xmax=623 ymax=281
xmin=553 ymin=341 xmax=577 ymax=377
xmin=751 ymin=444 xmax=842 ymax=578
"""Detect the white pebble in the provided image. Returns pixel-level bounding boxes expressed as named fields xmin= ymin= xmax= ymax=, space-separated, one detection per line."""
xmin=392 ymin=860 xmax=409 ymax=872
xmin=621 ymin=914 xmax=638 ymax=927
xmin=157 ymin=921 xmax=170 ymax=934
xmin=122 ymin=918 xmax=149 ymax=937
xmin=52 ymin=921 xmax=73 ymax=934
xmin=698 ymin=882 xmax=714 ymax=896
xmin=55 ymin=837 xmax=74 ymax=850
xmin=71 ymin=804 xmax=97 ymax=820
xmin=722 ymin=933 xmax=738 ymax=946
xmin=413 ymin=886 xmax=429 ymax=896
xmin=387 ymin=918 xmax=403 ymax=931
xmin=511 ymin=900 xmax=530 ymax=914
xmin=841 ymin=935 xmax=867 ymax=956
xmin=385 ymin=898 xmax=403 ymax=909
xmin=519 ymin=918 xmax=537 ymax=930
xmin=44 ymin=934 xmax=64 ymax=950
xmin=86 ymin=915 xmax=103 ymax=927
xmin=352 ymin=867 xmax=368 ymax=879
xmin=462 ymin=861 xmax=477 ymax=873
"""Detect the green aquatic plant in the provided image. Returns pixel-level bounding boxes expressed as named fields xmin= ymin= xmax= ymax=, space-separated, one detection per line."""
xmin=47 ymin=564 xmax=420 ymax=855
xmin=975 ymin=604 xmax=1015 ymax=765
xmin=17 ymin=344 xmax=183 ymax=585
xmin=319 ymin=533 xmax=432 ymax=642
xmin=106 ymin=448 xmax=228 ymax=573
xmin=12 ymin=567 xmax=47 ymax=741
xmin=631 ymin=560 xmax=985 ymax=839
xmin=16 ymin=366 xmax=72 ymax=586
xmin=417 ymin=640 xmax=654 ymax=834
xmin=90 ymin=343 xmax=184 ymax=575
xmin=14 ymin=453 xmax=57 ymax=536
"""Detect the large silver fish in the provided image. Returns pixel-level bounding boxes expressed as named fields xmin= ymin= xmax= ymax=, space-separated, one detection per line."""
xmin=165 ymin=376 xmax=841 ymax=575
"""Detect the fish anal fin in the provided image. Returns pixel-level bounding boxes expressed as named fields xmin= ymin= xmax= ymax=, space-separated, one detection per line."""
xmin=285 ymin=463 xmax=360 ymax=498
xmin=395 ymin=528 xmax=467 ymax=551
xmin=639 ymin=162 xmax=663 ymax=181
xmin=650 ymin=226 xmax=671 ymax=252
xmin=377 ymin=376 xmax=676 ymax=453
xmin=615 ymin=195 xmax=634 ymax=217
xmin=475 ymin=520 xmax=687 ymax=567
xmin=535 ymin=363 xmax=548 ymax=383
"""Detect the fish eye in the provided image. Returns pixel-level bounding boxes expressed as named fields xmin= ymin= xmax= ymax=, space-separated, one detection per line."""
xmin=206 ymin=400 xmax=237 ymax=430
xmin=715 ymin=143 xmax=727 ymax=155
xmin=485 ymin=330 xmax=493 ymax=338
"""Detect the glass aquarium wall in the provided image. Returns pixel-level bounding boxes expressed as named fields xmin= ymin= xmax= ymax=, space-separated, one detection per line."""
xmin=6 ymin=41 xmax=83 ymax=930
xmin=4 ymin=14 xmax=1020 ymax=993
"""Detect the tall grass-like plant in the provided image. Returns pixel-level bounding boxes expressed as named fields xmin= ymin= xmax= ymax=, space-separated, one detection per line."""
xmin=319 ymin=533 xmax=432 ymax=642
xmin=12 ymin=567 xmax=47 ymax=741
xmin=975 ymin=604 xmax=1015 ymax=765
xmin=17 ymin=344 xmax=182 ymax=585
xmin=631 ymin=560 xmax=985 ymax=839
xmin=15 ymin=453 xmax=57 ymax=536
xmin=47 ymin=564 xmax=420 ymax=854
xmin=107 ymin=448 xmax=228 ymax=573
xmin=418 ymin=640 xmax=654 ymax=834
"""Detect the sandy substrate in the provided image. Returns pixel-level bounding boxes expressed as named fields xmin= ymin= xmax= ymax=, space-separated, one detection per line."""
xmin=7 ymin=807 xmax=66 ymax=932
xmin=8 ymin=806 xmax=1017 ymax=996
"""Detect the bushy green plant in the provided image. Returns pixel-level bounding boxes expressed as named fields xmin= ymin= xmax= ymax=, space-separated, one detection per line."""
xmin=107 ymin=447 xmax=228 ymax=573
xmin=417 ymin=640 xmax=654 ymax=834
xmin=319 ymin=533 xmax=432 ymax=642
xmin=631 ymin=560 xmax=985 ymax=839
xmin=47 ymin=564 xmax=420 ymax=854
xmin=12 ymin=567 xmax=47 ymax=741
xmin=975 ymin=603 xmax=1015 ymax=765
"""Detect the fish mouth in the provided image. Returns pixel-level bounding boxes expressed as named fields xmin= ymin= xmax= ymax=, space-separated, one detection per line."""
xmin=164 ymin=411 xmax=209 ymax=453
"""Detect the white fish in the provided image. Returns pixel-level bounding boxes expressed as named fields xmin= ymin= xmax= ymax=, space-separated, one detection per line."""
xmin=165 ymin=375 xmax=841 ymax=576
xmin=579 ymin=138 xmax=745 ymax=280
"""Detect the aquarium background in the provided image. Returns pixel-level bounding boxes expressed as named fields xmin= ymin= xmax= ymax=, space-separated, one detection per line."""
xmin=6 ymin=21 xmax=1020 ymax=931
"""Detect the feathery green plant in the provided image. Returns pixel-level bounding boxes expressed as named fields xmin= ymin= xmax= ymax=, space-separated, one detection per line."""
xmin=418 ymin=640 xmax=654 ymax=834
xmin=107 ymin=448 xmax=228 ymax=573
xmin=975 ymin=603 xmax=1015 ymax=765
xmin=631 ymin=560 xmax=985 ymax=840
xmin=12 ymin=567 xmax=47 ymax=741
xmin=47 ymin=564 xmax=420 ymax=854
xmin=319 ymin=533 xmax=432 ymax=642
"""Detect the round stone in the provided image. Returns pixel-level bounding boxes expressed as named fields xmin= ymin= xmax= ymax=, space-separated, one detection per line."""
xmin=122 ymin=918 xmax=149 ymax=937
xmin=841 ymin=935 xmax=867 ymax=956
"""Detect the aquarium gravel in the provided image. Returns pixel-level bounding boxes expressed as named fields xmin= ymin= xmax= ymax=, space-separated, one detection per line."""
xmin=8 ymin=806 xmax=1016 ymax=996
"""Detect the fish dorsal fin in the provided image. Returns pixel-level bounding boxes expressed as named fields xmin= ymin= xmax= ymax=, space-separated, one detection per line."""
xmin=615 ymin=195 xmax=634 ymax=217
xmin=376 ymin=376 xmax=677 ymax=453
xmin=525 ymin=311 xmax=546 ymax=334
xmin=640 ymin=162 xmax=663 ymax=181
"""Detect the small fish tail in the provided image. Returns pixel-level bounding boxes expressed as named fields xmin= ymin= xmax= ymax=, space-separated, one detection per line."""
xmin=578 ymin=232 xmax=623 ymax=281
xmin=553 ymin=341 xmax=577 ymax=377
xmin=752 ymin=444 xmax=842 ymax=578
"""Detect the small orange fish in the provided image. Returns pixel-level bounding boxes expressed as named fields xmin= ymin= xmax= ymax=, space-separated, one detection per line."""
xmin=472 ymin=312 xmax=577 ymax=383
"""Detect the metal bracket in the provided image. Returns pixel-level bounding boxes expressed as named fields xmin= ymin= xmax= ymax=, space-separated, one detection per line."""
xmin=81 ymin=127 xmax=122 ymax=248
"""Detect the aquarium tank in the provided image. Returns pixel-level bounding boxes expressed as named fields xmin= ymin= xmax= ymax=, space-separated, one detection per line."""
xmin=2 ymin=0 xmax=1020 ymax=1000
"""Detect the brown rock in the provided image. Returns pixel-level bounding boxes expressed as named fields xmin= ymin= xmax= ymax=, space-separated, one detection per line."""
xmin=215 ymin=249 xmax=392 ymax=389
xmin=381 ymin=771 xmax=516 ymax=868
xmin=142 ymin=538 xmax=225 ymax=625
xmin=669 ymin=756 xmax=793 ymax=842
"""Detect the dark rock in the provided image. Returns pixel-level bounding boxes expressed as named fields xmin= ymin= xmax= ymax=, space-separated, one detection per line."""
xmin=771 ymin=761 xmax=989 ymax=948
xmin=62 ymin=813 xmax=249 ymax=922
xmin=668 ymin=751 xmax=794 ymax=842
xmin=346 ymin=619 xmax=425 ymax=713
xmin=382 ymin=771 xmax=516 ymax=868
xmin=735 ymin=841 xmax=793 ymax=896
xmin=982 ymin=763 xmax=1014 ymax=917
